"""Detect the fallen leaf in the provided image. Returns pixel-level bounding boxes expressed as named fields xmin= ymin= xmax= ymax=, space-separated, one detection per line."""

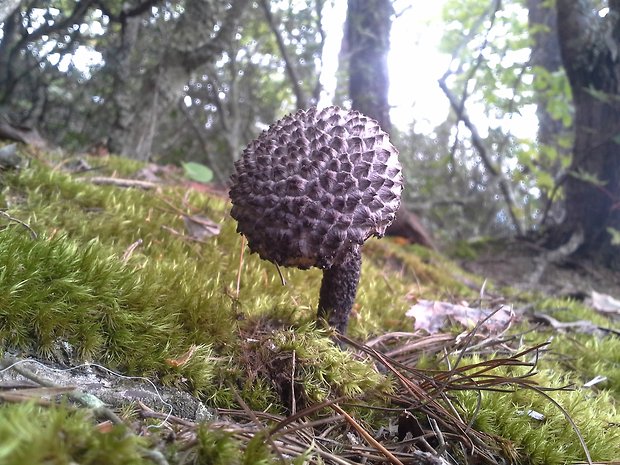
xmin=165 ymin=345 xmax=198 ymax=367
xmin=590 ymin=290 xmax=620 ymax=316
xmin=183 ymin=215 xmax=220 ymax=241
xmin=182 ymin=162 xmax=214 ymax=183
xmin=96 ymin=421 xmax=114 ymax=433
xmin=405 ymin=300 xmax=514 ymax=335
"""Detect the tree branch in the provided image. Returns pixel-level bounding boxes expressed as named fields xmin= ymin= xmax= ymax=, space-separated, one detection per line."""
xmin=258 ymin=0 xmax=308 ymax=109
xmin=438 ymin=77 xmax=525 ymax=235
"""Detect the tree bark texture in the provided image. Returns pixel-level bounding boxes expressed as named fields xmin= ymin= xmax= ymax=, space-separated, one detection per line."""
xmin=528 ymin=0 xmax=571 ymax=224
xmin=346 ymin=0 xmax=393 ymax=132
xmin=108 ymin=0 xmax=250 ymax=160
xmin=555 ymin=0 xmax=620 ymax=265
xmin=528 ymin=0 xmax=570 ymax=151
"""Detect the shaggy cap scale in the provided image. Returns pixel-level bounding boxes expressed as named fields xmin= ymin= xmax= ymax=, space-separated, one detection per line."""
xmin=230 ymin=106 xmax=403 ymax=269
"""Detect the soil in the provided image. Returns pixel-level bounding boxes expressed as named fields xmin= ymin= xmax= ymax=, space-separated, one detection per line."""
xmin=461 ymin=236 xmax=620 ymax=302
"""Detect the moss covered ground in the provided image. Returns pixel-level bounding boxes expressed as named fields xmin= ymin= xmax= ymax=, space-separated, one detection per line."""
xmin=0 ymin=149 xmax=618 ymax=464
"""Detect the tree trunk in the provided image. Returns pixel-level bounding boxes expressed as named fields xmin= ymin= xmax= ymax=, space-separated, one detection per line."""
xmin=346 ymin=0 xmax=392 ymax=131
xmin=555 ymin=0 xmax=620 ymax=266
xmin=529 ymin=0 xmax=565 ymax=146
xmin=107 ymin=0 xmax=249 ymax=160
xmin=0 ymin=0 xmax=21 ymax=24
xmin=528 ymin=0 xmax=571 ymax=224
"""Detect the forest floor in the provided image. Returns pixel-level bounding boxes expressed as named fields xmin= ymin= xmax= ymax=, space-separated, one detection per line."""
xmin=464 ymin=237 xmax=620 ymax=301
xmin=0 ymin=149 xmax=618 ymax=465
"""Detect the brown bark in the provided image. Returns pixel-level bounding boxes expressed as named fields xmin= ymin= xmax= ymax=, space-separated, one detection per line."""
xmin=0 ymin=121 xmax=47 ymax=148
xmin=385 ymin=208 xmax=436 ymax=249
xmin=346 ymin=0 xmax=392 ymax=132
xmin=554 ymin=0 xmax=620 ymax=265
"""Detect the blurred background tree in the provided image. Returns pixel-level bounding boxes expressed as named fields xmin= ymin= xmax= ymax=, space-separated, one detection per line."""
xmin=3 ymin=0 xmax=619 ymax=266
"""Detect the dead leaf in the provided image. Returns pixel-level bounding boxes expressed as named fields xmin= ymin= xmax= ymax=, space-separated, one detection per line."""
xmin=405 ymin=300 xmax=514 ymax=335
xmin=165 ymin=345 xmax=198 ymax=368
xmin=590 ymin=290 xmax=620 ymax=316
xmin=96 ymin=421 xmax=115 ymax=433
xmin=183 ymin=215 xmax=220 ymax=241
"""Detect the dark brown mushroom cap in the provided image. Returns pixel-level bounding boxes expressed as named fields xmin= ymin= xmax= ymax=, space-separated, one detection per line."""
xmin=229 ymin=106 xmax=403 ymax=269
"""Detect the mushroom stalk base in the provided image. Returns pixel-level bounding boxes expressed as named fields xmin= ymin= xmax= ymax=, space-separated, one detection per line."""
xmin=317 ymin=250 xmax=362 ymax=334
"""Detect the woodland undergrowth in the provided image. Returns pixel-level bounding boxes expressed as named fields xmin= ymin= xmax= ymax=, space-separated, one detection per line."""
xmin=0 ymin=148 xmax=617 ymax=465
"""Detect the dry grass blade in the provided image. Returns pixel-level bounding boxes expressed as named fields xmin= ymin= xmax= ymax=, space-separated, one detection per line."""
xmin=331 ymin=404 xmax=404 ymax=465
xmin=339 ymin=318 xmax=594 ymax=465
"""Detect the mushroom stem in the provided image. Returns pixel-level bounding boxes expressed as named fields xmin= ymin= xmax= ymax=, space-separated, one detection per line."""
xmin=317 ymin=249 xmax=362 ymax=334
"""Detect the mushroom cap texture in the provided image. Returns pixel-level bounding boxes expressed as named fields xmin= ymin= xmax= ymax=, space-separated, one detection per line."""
xmin=229 ymin=106 xmax=403 ymax=269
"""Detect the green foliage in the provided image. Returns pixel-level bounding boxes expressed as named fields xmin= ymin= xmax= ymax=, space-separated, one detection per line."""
xmin=421 ymin=0 xmax=574 ymax=238
xmin=532 ymin=66 xmax=573 ymax=127
xmin=182 ymin=161 xmax=215 ymax=183
xmin=607 ymin=227 xmax=620 ymax=246
xmin=0 ymin=403 xmax=148 ymax=465
xmin=570 ymin=168 xmax=607 ymax=186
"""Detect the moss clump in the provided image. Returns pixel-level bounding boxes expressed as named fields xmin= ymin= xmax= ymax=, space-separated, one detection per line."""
xmin=451 ymin=353 xmax=620 ymax=464
xmin=0 ymin=403 xmax=149 ymax=465
xmin=550 ymin=335 xmax=620 ymax=394
xmin=0 ymin=227 xmax=224 ymax=394
xmin=271 ymin=325 xmax=389 ymax=401
xmin=193 ymin=428 xmax=276 ymax=465
xmin=0 ymin=154 xmax=411 ymax=406
xmin=536 ymin=296 xmax=614 ymax=326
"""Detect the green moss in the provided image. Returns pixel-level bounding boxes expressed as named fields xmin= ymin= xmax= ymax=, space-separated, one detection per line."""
xmin=448 ymin=239 xmax=482 ymax=260
xmin=3 ymin=153 xmax=618 ymax=464
xmin=0 ymin=156 xmax=411 ymax=406
xmin=0 ymin=227 xmax=224 ymax=394
xmin=193 ymin=428 xmax=277 ymax=465
xmin=539 ymin=334 xmax=620 ymax=396
xmin=515 ymin=297 xmax=620 ymax=395
xmin=0 ymin=403 xmax=148 ymax=465
xmin=271 ymin=325 xmax=389 ymax=402
xmin=536 ymin=297 xmax=614 ymax=326
xmin=455 ymin=369 xmax=620 ymax=464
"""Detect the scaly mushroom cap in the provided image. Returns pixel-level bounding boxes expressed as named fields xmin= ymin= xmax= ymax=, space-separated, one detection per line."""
xmin=229 ymin=106 xmax=403 ymax=269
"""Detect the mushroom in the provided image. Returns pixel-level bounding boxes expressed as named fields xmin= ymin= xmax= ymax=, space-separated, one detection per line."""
xmin=229 ymin=106 xmax=403 ymax=334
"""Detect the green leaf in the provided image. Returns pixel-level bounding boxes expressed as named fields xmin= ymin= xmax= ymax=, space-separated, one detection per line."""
xmin=537 ymin=171 xmax=555 ymax=191
xmin=607 ymin=227 xmax=620 ymax=246
xmin=182 ymin=162 xmax=214 ymax=184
